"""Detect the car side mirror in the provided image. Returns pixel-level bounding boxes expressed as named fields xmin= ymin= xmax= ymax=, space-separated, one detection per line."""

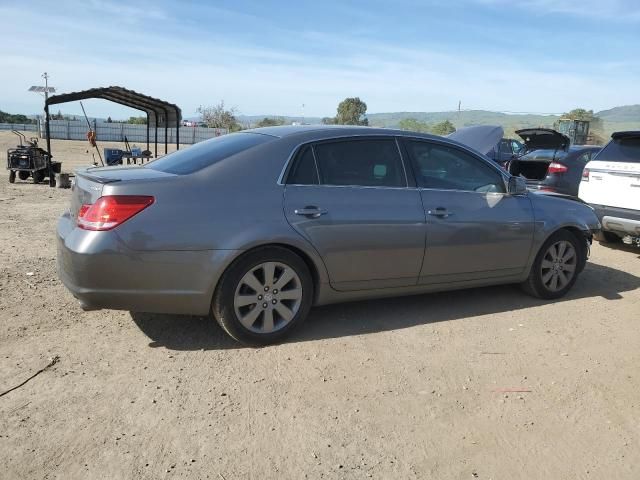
xmin=508 ymin=176 xmax=527 ymax=195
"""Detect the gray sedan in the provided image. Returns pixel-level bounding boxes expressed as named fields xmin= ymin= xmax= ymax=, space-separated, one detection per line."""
xmin=57 ymin=126 xmax=600 ymax=345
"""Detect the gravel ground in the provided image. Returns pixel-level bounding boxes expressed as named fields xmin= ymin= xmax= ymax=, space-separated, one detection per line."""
xmin=1 ymin=132 xmax=639 ymax=479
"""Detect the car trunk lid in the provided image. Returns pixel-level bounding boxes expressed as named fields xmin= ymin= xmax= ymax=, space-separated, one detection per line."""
xmin=70 ymin=166 xmax=175 ymax=219
xmin=516 ymin=128 xmax=570 ymax=152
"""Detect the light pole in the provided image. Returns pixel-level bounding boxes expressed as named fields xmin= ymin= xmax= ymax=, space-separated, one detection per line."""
xmin=28 ymin=72 xmax=56 ymax=186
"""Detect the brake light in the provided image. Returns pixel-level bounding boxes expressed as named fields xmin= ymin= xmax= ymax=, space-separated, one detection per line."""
xmin=582 ymin=167 xmax=590 ymax=182
xmin=77 ymin=195 xmax=154 ymax=231
xmin=548 ymin=162 xmax=568 ymax=174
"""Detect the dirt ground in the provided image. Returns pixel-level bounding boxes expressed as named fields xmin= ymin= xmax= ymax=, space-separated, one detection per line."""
xmin=1 ymin=132 xmax=639 ymax=479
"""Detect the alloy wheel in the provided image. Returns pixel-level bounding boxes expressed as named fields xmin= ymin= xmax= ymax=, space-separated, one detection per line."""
xmin=233 ymin=262 xmax=303 ymax=334
xmin=540 ymin=240 xmax=577 ymax=292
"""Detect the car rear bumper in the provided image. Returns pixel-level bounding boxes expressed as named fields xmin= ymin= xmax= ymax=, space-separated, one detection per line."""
xmin=56 ymin=212 xmax=239 ymax=315
xmin=590 ymin=204 xmax=640 ymax=235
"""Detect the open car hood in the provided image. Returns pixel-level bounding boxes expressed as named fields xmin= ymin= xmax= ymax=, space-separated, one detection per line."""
xmin=447 ymin=125 xmax=504 ymax=155
xmin=516 ymin=128 xmax=570 ymax=152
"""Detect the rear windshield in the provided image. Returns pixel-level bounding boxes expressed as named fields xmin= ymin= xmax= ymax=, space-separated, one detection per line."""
xmin=595 ymin=137 xmax=640 ymax=164
xmin=145 ymin=133 xmax=273 ymax=174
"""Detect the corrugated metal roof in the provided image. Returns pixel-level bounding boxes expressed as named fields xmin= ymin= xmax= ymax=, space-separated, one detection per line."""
xmin=45 ymin=86 xmax=181 ymax=127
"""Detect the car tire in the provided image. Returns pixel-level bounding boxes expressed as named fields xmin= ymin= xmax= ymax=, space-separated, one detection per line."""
xmin=594 ymin=230 xmax=621 ymax=244
xmin=212 ymin=247 xmax=314 ymax=346
xmin=18 ymin=171 xmax=30 ymax=181
xmin=521 ymin=230 xmax=583 ymax=299
xmin=9 ymin=171 xmax=16 ymax=183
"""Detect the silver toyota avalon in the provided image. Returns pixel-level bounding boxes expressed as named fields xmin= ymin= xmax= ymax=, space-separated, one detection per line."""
xmin=57 ymin=125 xmax=600 ymax=345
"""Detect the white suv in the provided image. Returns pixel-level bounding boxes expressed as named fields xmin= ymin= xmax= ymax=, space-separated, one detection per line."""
xmin=579 ymin=131 xmax=640 ymax=246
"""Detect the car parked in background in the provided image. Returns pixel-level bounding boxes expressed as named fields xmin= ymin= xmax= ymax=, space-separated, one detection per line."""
xmin=507 ymin=128 xmax=600 ymax=196
xmin=508 ymin=145 xmax=601 ymax=197
xmin=579 ymin=131 xmax=640 ymax=246
xmin=57 ymin=126 xmax=600 ymax=345
xmin=486 ymin=138 xmax=524 ymax=167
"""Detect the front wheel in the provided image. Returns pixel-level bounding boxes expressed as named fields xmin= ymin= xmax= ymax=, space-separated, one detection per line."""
xmin=521 ymin=230 xmax=582 ymax=299
xmin=9 ymin=171 xmax=16 ymax=183
xmin=212 ymin=247 xmax=314 ymax=346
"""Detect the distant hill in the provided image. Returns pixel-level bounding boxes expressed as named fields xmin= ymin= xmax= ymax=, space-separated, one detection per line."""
xmin=367 ymin=110 xmax=558 ymax=137
xmin=596 ymin=104 xmax=640 ymax=122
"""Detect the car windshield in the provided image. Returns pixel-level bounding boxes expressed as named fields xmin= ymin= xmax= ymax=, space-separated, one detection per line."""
xmin=595 ymin=137 xmax=640 ymax=163
xmin=145 ymin=132 xmax=274 ymax=174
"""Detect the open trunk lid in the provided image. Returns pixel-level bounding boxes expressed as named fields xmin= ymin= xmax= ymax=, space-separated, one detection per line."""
xmin=516 ymin=128 xmax=570 ymax=152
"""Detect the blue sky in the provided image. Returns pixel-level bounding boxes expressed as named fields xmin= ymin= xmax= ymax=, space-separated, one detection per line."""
xmin=1 ymin=0 xmax=639 ymax=119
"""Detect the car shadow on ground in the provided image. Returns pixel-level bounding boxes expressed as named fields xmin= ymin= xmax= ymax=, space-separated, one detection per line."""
xmin=130 ymin=262 xmax=640 ymax=351
xmin=595 ymin=241 xmax=640 ymax=259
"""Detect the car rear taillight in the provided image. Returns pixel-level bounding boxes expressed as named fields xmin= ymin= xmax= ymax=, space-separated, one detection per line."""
xmin=77 ymin=195 xmax=154 ymax=231
xmin=581 ymin=167 xmax=590 ymax=182
xmin=548 ymin=162 xmax=568 ymax=174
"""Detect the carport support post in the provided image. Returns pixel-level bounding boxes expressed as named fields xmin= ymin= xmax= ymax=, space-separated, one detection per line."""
xmin=164 ymin=123 xmax=168 ymax=155
xmin=154 ymin=115 xmax=158 ymax=158
xmin=176 ymin=118 xmax=180 ymax=150
xmin=146 ymin=114 xmax=149 ymax=152
xmin=44 ymin=103 xmax=53 ymax=187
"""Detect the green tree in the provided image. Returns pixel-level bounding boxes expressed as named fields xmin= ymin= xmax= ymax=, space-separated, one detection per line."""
xmin=256 ymin=117 xmax=285 ymax=127
xmin=127 ymin=116 xmax=147 ymax=125
xmin=0 ymin=110 xmax=36 ymax=124
xmin=431 ymin=120 xmax=456 ymax=135
xmin=561 ymin=108 xmax=594 ymax=121
xmin=398 ymin=118 xmax=431 ymax=133
xmin=197 ymin=101 xmax=241 ymax=131
xmin=106 ymin=116 xmax=113 ymax=123
xmin=335 ymin=97 xmax=368 ymax=125
xmin=321 ymin=117 xmax=336 ymax=125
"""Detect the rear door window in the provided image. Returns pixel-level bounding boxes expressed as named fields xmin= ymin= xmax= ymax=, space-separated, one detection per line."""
xmin=146 ymin=133 xmax=273 ymax=174
xmin=595 ymin=137 xmax=640 ymax=163
xmin=312 ymin=139 xmax=406 ymax=187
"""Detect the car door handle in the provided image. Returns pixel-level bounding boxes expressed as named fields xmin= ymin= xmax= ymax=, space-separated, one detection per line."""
xmin=294 ymin=206 xmax=328 ymax=218
xmin=427 ymin=207 xmax=452 ymax=218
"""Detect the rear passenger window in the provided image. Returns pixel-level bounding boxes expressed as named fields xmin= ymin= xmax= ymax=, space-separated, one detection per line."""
xmin=313 ymin=139 xmax=405 ymax=187
xmin=287 ymin=146 xmax=318 ymax=184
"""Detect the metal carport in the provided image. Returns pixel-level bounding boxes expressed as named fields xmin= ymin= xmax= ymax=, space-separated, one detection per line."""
xmin=44 ymin=86 xmax=182 ymax=161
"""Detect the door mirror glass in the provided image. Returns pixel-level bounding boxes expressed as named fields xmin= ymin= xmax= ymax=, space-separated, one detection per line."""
xmin=508 ymin=176 xmax=527 ymax=195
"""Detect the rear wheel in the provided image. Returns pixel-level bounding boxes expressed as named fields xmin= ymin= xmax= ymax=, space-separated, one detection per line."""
xmin=18 ymin=171 xmax=30 ymax=181
xmin=594 ymin=230 xmax=621 ymax=244
xmin=522 ymin=230 xmax=582 ymax=299
xmin=212 ymin=247 xmax=313 ymax=346
xmin=9 ymin=171 xmax=16 ymax=183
